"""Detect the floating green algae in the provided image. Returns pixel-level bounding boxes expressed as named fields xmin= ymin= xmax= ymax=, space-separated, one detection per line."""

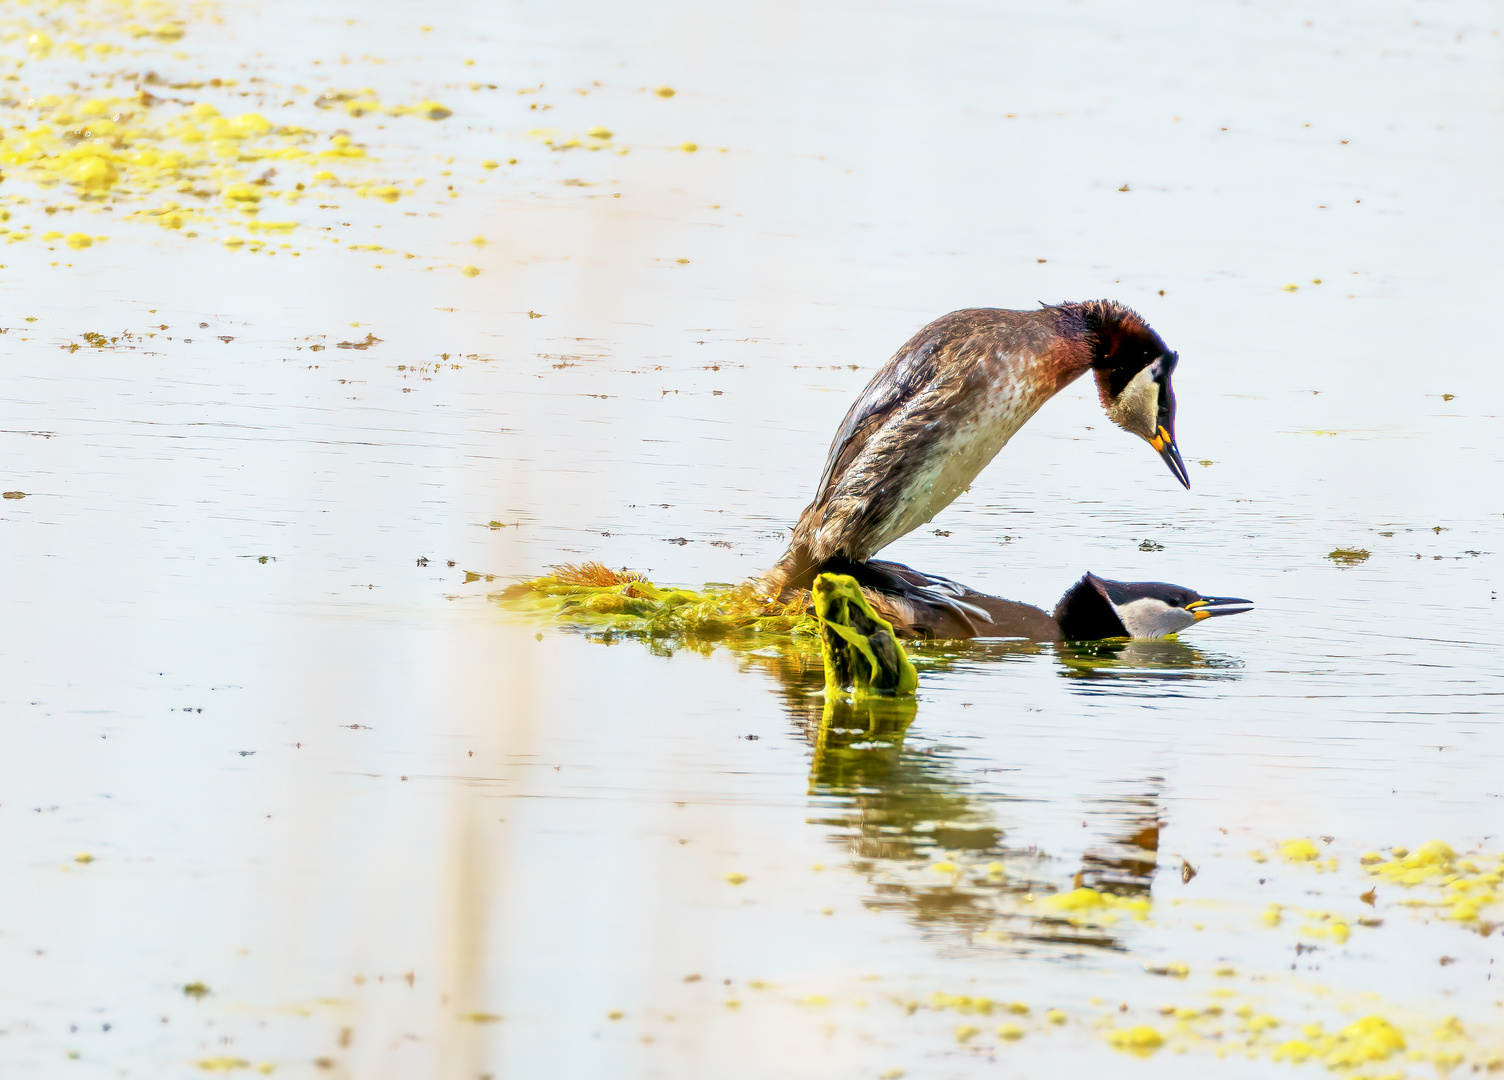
xmin=492 ymin=562 xmax=819 ymax=648
xmin=494 ymin=564 xmax=920 ymax=699
xmin=811 ymin=573 xmax=919 ymax=698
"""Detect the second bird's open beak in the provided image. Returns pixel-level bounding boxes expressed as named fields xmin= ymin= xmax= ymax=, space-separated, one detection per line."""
xmin=1148 ymin=426 xmax=1191 ymax=489
xmin=1186 ymin=596 xmax=1254 ymax=621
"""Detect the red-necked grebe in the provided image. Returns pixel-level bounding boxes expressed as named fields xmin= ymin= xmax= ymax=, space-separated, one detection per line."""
xmin=826 ymin=560 xmax=1252 ymax=641
xmin=812 ymin=565 xmax=1252 ymax=694
xmin=766 ymin=301 xmax=1187 ymax=597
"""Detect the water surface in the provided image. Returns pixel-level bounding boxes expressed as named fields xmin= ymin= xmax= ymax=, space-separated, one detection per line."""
xmin=2 ymin=0 xmax=1501 ymax=1076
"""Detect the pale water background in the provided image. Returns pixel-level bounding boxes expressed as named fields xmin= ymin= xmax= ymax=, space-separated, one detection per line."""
xmin=2 ymin=0 xmax=1502 ymax=1077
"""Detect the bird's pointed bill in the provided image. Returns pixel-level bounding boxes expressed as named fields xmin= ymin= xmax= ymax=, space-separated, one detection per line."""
xmin=1185 ymin=596 xmax=1254 ymax=620
xmin=1146 ymin=352 xmax=1189 ymax=488
xmin=1149 ymin=426 xmax=1190 ymax=488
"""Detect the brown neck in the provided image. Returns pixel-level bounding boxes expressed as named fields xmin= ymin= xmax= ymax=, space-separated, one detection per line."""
xmin=1049 ymin=300 xmax=1167 ymax=396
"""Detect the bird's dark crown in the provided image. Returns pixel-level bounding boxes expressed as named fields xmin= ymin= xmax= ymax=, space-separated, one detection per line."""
xmin=1052 ymin=300 xmax=1172 ymax=397
xmin=1094 ymin=575 xmax=1200 ymax=609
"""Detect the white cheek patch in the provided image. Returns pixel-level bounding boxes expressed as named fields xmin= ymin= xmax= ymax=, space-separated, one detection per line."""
xmin=1107 ymin=364 xmax=1161 ymax=440
xmin=1113 ymin=597 xmax=1195 ymax=639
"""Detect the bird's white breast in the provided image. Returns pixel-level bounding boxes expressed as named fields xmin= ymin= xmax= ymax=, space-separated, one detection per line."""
xmin=875 ymin=363 xmax=1044 ymax=548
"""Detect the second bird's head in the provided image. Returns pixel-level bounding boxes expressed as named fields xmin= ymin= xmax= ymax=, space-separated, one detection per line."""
xmin=1072 ymin=300 xmax=1189 ymax=489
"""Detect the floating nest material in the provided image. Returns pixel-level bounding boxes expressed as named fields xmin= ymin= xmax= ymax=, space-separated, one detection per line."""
xmin=492 ymin=561 xmax=818 ymax=645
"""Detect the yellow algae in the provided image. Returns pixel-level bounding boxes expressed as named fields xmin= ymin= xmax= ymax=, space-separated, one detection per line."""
xmin=723 ymin=872 xmax=748 ymax=886
xmin=1246 ymin=1014 xmax=1280 ymax=1032
xmin=1282 ymin=283 xmax=1299 ymax=292
xmin=482 ymin=160 xmax=499 ymax=169
xmin=586 ymin=126 xmax=613 ymax=140
xmin=65 ymin=233 xmax=93 ymax=249
xmin=1107 ymin=1026 xmax=1165 ymax=1055
xmin=931 ymin=993 xmax=994 ymax=1015
xmin=996 ymin=1023 xmax=1025 ymax=1040
xmin=985 ymin=861 xmax=1005 ymax=875
xmin=1046 ymin=1009 xmax=1067 ymax=1025
xmin=1280 ymin=838 xmax=1322 ymax=862
xmin=1006 ymin=1002 xmax=1029 ymax=1015
xmin=74 ymin=852 xmax=95 ymax=863
xmin=1043 ymin=887 xmax=1149 ymax=916
xmin=929 ymin=861 xmax=958 ymax=874
xmin=1433 ymin=1016 xmax=1465 ymax=1040
xmin=606 ymin=1009 xmax=623 ymax=1020
xmin=954 ymin=1024 xmax=980 ymax=1042
xmin=222 ymin=184 xmax=263 ymax=204
xmin=654 ymin=86 xmax=677 ymax=97
xmin=320 ymin=135 xmax=367 ymax=159
xmin=197 ymin=1059 xmax=250 ymax=1072
xmin=1324 ymin=1016 xmax=1404 ymax=1067
xmin=222 ymin=236 xmax=246 ymax=249
xmin=40 ymin=231 xmax=65 ymax=242
xmin=461 ymin=265 xmax=481 ymax=277
xmin=1273 ymin=1039 xmax=1316 ymax=1063
xmin=681 ymin=141 xmax=699 ymax=152
xmin=1262 ymin=904 xmax=1283 ymax=927
xmin=395 ymin=101 xmax=452 ymax=120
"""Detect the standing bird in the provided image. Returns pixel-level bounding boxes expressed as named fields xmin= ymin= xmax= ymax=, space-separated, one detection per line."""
xmin=763 ymin=301 xmax=1188 ymax=598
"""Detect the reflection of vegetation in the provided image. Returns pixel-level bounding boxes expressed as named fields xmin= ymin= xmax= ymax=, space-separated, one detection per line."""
xmin=774 ymin=653 xmax=1167 ymax=954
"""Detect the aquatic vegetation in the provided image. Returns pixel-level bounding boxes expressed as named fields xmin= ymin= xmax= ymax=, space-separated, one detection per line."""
xmin=0 ymin=0 xmax=460 ymax=259
xmin=1361 ymin=840 xmax=1503 ymax=924
xmin=811 ymin=573 xmax=918 ymax=698
xmin=1106 ymin=1024 xmax=1165 ymax=1055
xmin=493 ymin=562 xmax=818 ymax=648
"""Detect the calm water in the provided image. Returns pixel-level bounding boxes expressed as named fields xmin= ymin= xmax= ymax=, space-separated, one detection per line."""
xmin=2 ymin=0 xmax=1501 ymax=1076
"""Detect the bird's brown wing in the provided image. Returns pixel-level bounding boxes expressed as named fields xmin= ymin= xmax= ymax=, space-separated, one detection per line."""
xmin=809 ymin=311 xmax=994 ymax=506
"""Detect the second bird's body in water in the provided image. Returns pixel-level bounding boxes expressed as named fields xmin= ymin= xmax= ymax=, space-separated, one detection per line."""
xmin=764 ymin=301 xmax=1188 ymax=597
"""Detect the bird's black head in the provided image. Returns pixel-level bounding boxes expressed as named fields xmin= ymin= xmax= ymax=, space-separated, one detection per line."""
xmin=1073 ymin=301 xmax=1189 ymax=489
xmin=1054 ymin=572 xmax=1253 ymax=640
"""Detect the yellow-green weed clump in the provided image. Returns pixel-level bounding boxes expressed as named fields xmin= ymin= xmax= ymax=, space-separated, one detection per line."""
xmin=494 ymin=562 xmax=816 ymax=645
xmin=811 ymin=573 xmax=918 ymax=698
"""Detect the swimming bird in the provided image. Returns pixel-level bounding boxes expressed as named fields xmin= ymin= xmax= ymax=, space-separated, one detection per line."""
xmin=764 ymin=301 xmax=1188 ymax=598
xmin=811 ymin=568 xmax=1251 ymax=696
xmin=819 ymin=560 xmax=1253 ymax=641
